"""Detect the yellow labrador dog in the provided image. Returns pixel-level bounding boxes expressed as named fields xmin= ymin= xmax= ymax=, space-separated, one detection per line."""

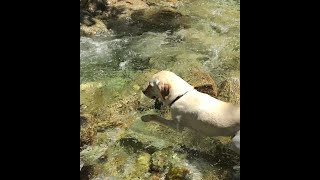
xmin=141 ymin=70 xmax=240 ymax=154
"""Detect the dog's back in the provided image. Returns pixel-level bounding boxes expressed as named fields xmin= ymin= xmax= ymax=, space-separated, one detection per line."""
xmin=171 ymin=89 xmax=240 ymax=136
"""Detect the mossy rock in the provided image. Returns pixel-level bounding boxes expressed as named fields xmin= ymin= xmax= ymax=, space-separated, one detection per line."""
xmin=218 ymin=77 xmax=240 ymax=104
xmin=151 ymin=149 xmax=186 ymax=173
xmin=188 ymin=68 xmax=218 ymax=97
xmin=80 ymin=145 xmax=108 ymax=166
xmin=165 ymin=166 xmax=190 ymax=180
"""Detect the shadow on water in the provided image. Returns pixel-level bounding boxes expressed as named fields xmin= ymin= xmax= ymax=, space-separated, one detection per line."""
xmin=81 ymin=0 xmax=191 ymax=37
xmin=118 ymin=135 xmax=239 ymax=179
xmin=178 ymin=144 xmax=239 ymax=168
xmin=119 ymin=137 xmax=158 ymax=154
xmin=104 ymin=6 xmax=191 ymax=37
xmin=118 ymin=135 xmax=239 ymax=167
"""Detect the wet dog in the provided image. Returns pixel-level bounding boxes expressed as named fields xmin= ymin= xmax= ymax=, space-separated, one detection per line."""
xmin=141 ymin=70 xmax=240 ymax=153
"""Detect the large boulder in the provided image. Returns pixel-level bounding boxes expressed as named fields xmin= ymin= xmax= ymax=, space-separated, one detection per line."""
xmin=188 ymin=68 xmax=218 ymax=97
xmin=80 ymin=18 xmax=109 ymax=36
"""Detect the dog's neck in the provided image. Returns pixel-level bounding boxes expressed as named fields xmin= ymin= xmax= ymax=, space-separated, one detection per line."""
xmin=160 ymin=75 xmax=194 ymax=106
xmin=169 ymin=90 xmax=189 ymax=107
xmin=164 ymin=85 xmax=194 ymax=106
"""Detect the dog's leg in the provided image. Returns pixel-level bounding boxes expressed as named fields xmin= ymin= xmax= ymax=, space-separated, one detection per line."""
xmin=230 ymin=130 xmax=240 ymax=154
xmin=141 ymin=114 xmax=179 ymax=130
xmin=230 ymin=130 xmax=240 ymax=177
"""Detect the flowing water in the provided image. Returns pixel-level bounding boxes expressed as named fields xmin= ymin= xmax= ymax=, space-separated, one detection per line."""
xmin=80 ymin=0 xmax=240 ymax=179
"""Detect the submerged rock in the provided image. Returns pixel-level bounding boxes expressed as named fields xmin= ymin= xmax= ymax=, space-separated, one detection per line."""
xmin=218 ymin=77 xmax=240 ymax=104
xmin=96 ymin=121 xmax=127 ymax=132
xmin=145 ymin=0 xmax=178 ymax=8
xmin=119 ymin=134 xmax=167 ymax=154
xmin=151 ymin=149 xmax=172 ymax=172
xmin=151 ymin=149 xmax=186 ymax=172
xmin=80 ymin=113 xmax=98 ymax=147
xmin=80 ymin=145 xmax=108 ymax=167
xmin=105 ymin=6 xmax=190 ymax=37
xmin=165 ymin=166 xmax=190 ymax=180
xmin=136 ymin=152 xmax=151 ymax=174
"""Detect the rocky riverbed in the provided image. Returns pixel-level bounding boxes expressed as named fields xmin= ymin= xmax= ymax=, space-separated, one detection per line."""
xmin=80 ymin=0 xmax=240 ymax=179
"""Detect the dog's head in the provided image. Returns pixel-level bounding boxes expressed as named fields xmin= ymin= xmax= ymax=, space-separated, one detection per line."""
xmin=142 ymin=71 xmax=193 ymax=105
xmin=142 ymin=77 xmax=171 ymax=101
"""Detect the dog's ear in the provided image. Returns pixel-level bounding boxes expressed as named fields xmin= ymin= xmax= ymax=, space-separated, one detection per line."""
xmin=160 ymin=83 xmax=171 ymax=100
xmin=149 ymin=79 xmax=170 ymax=100
xmin=149 ymin=79 xmax=160 ymax=87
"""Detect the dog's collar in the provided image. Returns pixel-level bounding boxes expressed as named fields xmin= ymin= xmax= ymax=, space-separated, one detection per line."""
xmin=169 ymin=90 xmax=189 ymax=107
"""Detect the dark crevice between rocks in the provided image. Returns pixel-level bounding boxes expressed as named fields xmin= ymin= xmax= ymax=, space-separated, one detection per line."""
xmin=176 ymin=145 xmax=239 ymax=179
xmin=80 ymin=115 xmax=88 ymax=127
xmin=80 ymin=165 xmax=94 ymax=180
xmin=177 ymin=144 xmax=239 ymax=168
xmin=80 ymin=113 xmax=96 ymax=148
xmin=80 ymin=0 xmax=109 ymax=26
xmin=81 ymin=0 xmax=108 ymax=15
xmin=119 ymin=137 xmax=158 ymax=154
